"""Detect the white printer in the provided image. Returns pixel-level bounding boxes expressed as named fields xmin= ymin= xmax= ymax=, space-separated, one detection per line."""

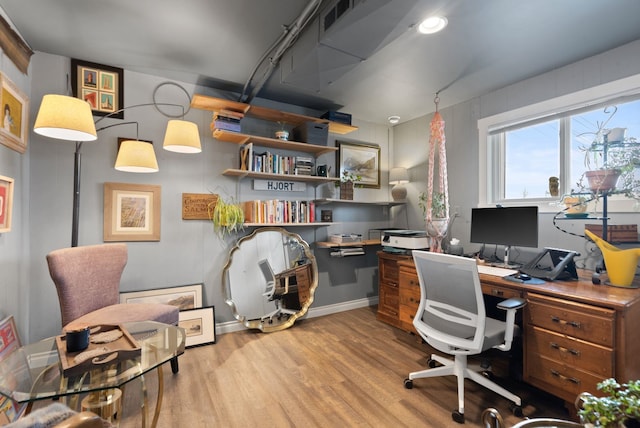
xmin=381 ymin=229 xmax=430 ymax=250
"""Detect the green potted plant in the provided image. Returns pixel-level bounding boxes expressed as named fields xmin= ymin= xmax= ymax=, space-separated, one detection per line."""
xmin=418 ymin=191 xmax=448 ymax=219
xmin=208 ymin=196 xmax=245 ymax=237
xmin=338 ymin=170 xmax=361 ymax=200
xmin=577 ymin=378 xmax=640 ymax=427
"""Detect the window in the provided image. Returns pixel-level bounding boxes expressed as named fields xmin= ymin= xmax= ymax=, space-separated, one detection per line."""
xmin=480 ymin=76 xmax=640 ymax=210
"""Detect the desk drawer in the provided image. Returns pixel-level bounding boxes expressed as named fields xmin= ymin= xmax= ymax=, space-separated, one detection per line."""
xmin=527 ymin=325 xmax=613 ymax=378
xmin=526 ymin=293 xmax=615 ymax=347
xmin=481 ymin=283 xmax=521 ymax=299
xmin=527 ymin=353 xmax=603 ymax=401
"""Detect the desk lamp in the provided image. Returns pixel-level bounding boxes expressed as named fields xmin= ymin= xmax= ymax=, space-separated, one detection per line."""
xmin=389 ymin=167 xmax=409 ymax=201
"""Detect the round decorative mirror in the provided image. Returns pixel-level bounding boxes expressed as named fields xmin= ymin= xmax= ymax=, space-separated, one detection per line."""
xmin=222 ymin=227 xmax=318 ymax=332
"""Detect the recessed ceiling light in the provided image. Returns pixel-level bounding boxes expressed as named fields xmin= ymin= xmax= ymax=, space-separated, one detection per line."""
xmin=388 ymin=116 xmax=400 ymax=124
xmin=418 ymin=16 xmax=448 ymax=34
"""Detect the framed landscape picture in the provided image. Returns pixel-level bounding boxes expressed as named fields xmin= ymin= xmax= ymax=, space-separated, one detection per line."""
xmin=71 ymin=58 xmax=124 ymax=118
xmin=119 ymin=284 xmax=203 ymax=310
xmin=104 ymin=182 xmax=160 ymax=241
xmin=179 ymin=306 xmax=216 ymax=348
xmin=0 ymin=74 xmax=28 ymax=154
xmin=336 ymin=140 xmax=381 ymax=188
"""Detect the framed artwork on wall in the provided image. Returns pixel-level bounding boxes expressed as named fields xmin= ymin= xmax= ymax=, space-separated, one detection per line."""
xmin=71 ymin=58 xmax=124 ymax=119
xmin=179 ymin=306 xmax=216 ymax=348
xmin=120 ymin=284 xmax=203 ymax=310
xmin=336 ymin=140 xmax=381 ymax=188
xmin=104 ymin=182 xmax=161 ymax=241
xmin=0 ymin=175 xmax=14 ymax=233
xmin=0 ymin=74 xmax=28 ymax=154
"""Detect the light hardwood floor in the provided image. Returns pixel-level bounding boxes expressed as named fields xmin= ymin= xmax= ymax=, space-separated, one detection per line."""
xmin=86 ymin=306 xmax=573 ymax=427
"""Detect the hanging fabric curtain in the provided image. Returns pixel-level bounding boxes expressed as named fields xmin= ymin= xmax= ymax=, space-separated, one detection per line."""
xmin=425 ymin=95 xmax=450 ymax=253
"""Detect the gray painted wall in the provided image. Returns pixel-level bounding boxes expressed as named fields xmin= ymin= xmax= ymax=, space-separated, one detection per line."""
xmin=392 ymin=39 xmax=640 ymax=270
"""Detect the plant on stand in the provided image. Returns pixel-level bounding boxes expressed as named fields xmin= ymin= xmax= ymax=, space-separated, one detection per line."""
xmin=338 ymin=170 xmax=361 ymax=200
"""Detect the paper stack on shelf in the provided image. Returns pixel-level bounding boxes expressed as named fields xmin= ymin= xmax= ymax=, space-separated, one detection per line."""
xmin=330 ymin=233 xmax=363 ymax=244
xmin=212 ymin=109 xmax=243 ymax=132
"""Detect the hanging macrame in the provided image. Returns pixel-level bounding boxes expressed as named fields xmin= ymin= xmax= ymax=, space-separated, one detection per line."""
xmin=425 ymin=94 xmax=450 ymax=253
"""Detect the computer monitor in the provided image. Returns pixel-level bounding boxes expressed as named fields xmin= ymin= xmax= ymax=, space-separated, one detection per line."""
xmin=470 ymin=206 xmax=539 ymax=268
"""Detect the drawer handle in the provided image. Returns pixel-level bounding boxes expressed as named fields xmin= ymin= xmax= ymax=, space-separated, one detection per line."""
xmin=550 ymin=342 xmax=581 ymax=356
xmin=410 ymin=280 xmax=417 ymax=286
xmin=550 ymin=316 xmax=581 ymax=329
xmin=491 ymin=289 xmax=504 ymax=297
xmin=550 ymin=370 xmax=580 ymax=384
xmin=390 ymin=282 xmax=399 ymax=288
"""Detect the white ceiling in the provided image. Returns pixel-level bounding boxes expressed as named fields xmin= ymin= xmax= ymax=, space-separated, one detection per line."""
xmin=2 ymin=0 xmax=640 ymax=125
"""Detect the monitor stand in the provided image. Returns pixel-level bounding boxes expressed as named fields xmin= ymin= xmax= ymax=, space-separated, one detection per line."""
xmin=490 ymin=245 xmax=521 ymax=269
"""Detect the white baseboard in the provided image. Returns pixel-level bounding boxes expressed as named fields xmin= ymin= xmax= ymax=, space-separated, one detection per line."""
xmin=215 ymin=296 xmax=378 ymax=335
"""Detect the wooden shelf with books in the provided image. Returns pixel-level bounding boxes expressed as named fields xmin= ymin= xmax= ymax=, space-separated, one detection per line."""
xmin=313 ymin=198 xmax=407 ymax=206
xmin=212 ymin=129 xmax=338 ymax=155
xmin=245 ymin=222 xmax=333 ymax=227
xmin=223 ymin=168 xmax=338 ymax=184
xmin=192 ymin=94 xmax=358 ymax=135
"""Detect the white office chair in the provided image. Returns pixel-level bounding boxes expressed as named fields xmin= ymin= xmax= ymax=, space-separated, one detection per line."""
xmin=404 ymin=251 xmax=526 ymax=424
xmin=258 ymin=259 xmax=297 ymax=324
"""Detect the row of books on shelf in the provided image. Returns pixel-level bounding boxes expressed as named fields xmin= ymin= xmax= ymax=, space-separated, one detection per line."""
xmin=211 ymin=109 xmax=244 ymax=133
xmin=239 ymin=143 xmax=313 ymax=175
xmin=242 ymin=200 xmax=316 ymax=224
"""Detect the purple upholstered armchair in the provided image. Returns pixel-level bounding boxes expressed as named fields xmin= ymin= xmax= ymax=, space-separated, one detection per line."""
xmin=46 ymin=243 xmax=180 ymax=373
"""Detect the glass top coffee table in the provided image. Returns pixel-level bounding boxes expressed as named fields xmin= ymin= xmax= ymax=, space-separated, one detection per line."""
xmin=0 ymin=321 xmax=185 ymax=427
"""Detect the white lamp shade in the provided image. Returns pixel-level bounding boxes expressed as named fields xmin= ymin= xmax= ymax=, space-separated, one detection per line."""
xmin=389 ymin=167 xmax=409 ymax=184
xmin=115 ymin=140 xmax=159 ymax=173
xmin=33 ymin=94 xmax=97 ymax=141
xmin=163 ymin=120 xmax=202 ymax=153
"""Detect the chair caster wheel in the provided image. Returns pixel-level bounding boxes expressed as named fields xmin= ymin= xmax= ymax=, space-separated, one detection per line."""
xmin=404 ymin=378 xmax=413 ymax=389
xmin=481 ymin=370 xmax=493 ymax=380
xmin=452 ymin=410 xmax=465 ymax=424
xmin=428 ymin=358 xmax=438 ymax=368
xmin=510 ymin=404 xmax=524 ymax=418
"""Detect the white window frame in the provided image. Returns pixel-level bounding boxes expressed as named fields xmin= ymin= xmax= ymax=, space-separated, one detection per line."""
xmin=478 ymin=74 xmax=640 ymax=213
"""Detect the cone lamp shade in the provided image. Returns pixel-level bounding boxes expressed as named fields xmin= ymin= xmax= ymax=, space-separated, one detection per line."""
xmin=389 ymin=167 xmax=409 ymax=200
xmin=115 ymin=140 xmax=159 ymax=173
xmin=163 ymin=119 xmax=201 ymax=153
xmin=34 ymin=95 xmax=97 ymax=141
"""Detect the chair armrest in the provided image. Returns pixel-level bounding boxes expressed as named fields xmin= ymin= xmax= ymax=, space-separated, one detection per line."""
xmin=497 ymin=297 xmax=526 ymax=311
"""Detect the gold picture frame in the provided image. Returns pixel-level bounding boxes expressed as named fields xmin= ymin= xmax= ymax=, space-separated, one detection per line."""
xmin=71 ymin=58 xmax=124 ymax=118
xmin=0 ymin=74 xmax=28 ymax=154
xmin=104 ymin=182 xmax=160 ymax=241
xmin=0 ymin=175 xmax=14 ymax=233
xmin=336 ymin=140 xmax=381 ymax=188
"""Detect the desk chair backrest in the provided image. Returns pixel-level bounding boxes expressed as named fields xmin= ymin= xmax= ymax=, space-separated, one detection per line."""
xmin=259 ymin=259 xmax=276 ymax=300
xmin=412 ymin=250 xmax=486 ymax=355
xmin=47 ymin=243 xmax=127 ymax=327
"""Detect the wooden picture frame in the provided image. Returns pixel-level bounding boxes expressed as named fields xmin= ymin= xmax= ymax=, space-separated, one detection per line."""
xmin=104 ymin=182 xmax=160 ymax=241
xmin=336 ymin=140 xmax=381 ymax=188
xmin=0 ymin=74 xmax=28 ymax=154
xmin=71 ymin=58 xmax=124 ymax=119
xmin=0 ymin=175 xmax=14 ymax=233
xmin=179 ymin=306 xmax=216 ymax=348
xmin=119 ymin=284 xmax=203 ymax=310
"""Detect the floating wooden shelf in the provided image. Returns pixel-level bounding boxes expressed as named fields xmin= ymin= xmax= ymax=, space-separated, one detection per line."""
xmin=223 ymin=169 xmax=338 ymax=184
xmin=316 ymin=239 xmax=381 ymax=248
xmin=212 ymin=129 xmax=338 ymax=155
xmin=314 ymin=198 xmax=407 ymax=206
xmin=191 ymin=94 xmax=358 ymax=135
xmin=244 ymin=222 xmax=333 ymax=227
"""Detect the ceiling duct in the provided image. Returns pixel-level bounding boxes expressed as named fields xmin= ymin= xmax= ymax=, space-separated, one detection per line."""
xmin=280 ymin=0 xmax=417 ymax=92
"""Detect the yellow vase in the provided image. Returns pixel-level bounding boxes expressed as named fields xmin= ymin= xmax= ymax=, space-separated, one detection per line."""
xmin=585 ymin=229 xmax=640 ymax=287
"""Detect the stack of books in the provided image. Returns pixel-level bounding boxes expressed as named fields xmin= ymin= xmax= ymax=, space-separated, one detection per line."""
xmin=212 ymin=109 xmax=244 ymax=132
xmin=295 ymin=156 xmax=314 ymax=175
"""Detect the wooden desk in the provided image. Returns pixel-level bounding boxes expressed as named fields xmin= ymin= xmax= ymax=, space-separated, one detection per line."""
xmin=378 ymin=252 xmax=640 ymax=408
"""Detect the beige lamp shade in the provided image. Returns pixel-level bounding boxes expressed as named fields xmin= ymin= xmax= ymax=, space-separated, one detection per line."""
xmin=33 ymin=94 xmax=97 ymax=141
xmin=115 ymin=140 xmax=159 ymax=173
xmin=163 ymin=120 xmax=201 ymax=153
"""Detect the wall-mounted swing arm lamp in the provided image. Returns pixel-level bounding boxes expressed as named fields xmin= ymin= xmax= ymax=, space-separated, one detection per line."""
xmin=33 ymin=93 xmax=202 ymax=246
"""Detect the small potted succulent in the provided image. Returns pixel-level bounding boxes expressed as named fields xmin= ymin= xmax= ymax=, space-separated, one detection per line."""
xmin=577 ymin=378 xmax=640 ymax=427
